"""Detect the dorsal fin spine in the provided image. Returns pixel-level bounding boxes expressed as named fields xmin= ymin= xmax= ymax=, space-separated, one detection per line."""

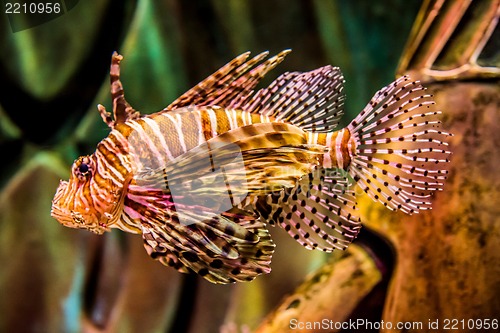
xmin=239 ymin=66 xmax=346 ymax=133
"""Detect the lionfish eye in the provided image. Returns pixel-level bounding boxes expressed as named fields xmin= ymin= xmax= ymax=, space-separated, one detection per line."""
xmin=79 ymin=163 xmax=89 ymax=174
xmin=74 ymin=156 xmax=93 ymax=181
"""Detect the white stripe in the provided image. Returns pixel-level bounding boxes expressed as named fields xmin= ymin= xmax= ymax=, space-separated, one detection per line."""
xmin=113 ymin=213 xmax=141 ymax=234
xmin=324 ymin=132 xmax=333 ymax=168
xmin=98 ymin=137 xmax=127 ymax=183
xmin=347 ymin=138 xmax=354 ymax=164
xmin=109 ymin=130 xmax=132 ymax=169
xmin=104 ymin=131 xmax=130 ymax=176
xmin=89 ymin=154 xmax=122 ymax=192
xmin=89 ymin=182 xmax=111 ymax=211
xmin=194 ymin=109 xmax=205 ymax=145
xmin=142 ymin=117 xmax=172 ymax=164
xmin=95 ymin=149 xmax=121 ymax=185
xmin=240 ymin=110 xmax=247 ymax=126
xmin=244 ymin=110 xmax=252 ymax=125
xmin=335 ymin=129 xmax=345 ymax=169
xmin=207 ymin=108 xmax=218 ymax=137
xmin=311 ymin=132 xmax=319 ymax=145
xmin=229 ymin=109 xmax=239 ymax=129
xmin=77 ymin=188 xmax=92 ymax=209
xmin=307 ymin=132 xmax=318 ymax=144
xmin=127 ymin=120 xmax=167 ymax=170
xmin=163 ymin=113 xmax=187 ymax=153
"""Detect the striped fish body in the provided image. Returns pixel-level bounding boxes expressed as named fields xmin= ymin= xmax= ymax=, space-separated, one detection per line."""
xmin=123 ymin=107 xmax=273 ymax=167
xmin=116 ymin=106 xmax=354 ymax=171
xmin=105 ymin=107 xmax=354 ymax=235
xmin=51 ymin=51 xmax=452 ymax=283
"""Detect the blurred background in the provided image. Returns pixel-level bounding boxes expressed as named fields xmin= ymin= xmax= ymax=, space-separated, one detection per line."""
xmin=0 ymin=1 xmax=498 ymax=332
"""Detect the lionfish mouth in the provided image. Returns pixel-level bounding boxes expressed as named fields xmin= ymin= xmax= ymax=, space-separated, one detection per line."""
xmin=51 ymin=180 xmax=108 ymax=234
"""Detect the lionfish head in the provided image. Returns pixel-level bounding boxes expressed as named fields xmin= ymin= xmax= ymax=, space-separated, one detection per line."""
xmin=51 ymin=155 xmax=124 ymax=234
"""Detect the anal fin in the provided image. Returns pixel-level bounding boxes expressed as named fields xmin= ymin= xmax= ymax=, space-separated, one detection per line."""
xmin=140 ymin=207 xmax=275 ymax=284
xmin=254 ymin=168 xmax=361 ymax=252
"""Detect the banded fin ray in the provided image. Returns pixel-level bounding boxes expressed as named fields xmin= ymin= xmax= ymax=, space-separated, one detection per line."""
xmin=138 ymin=203 xmax=275 ymax=284
xmin=126 ymin=184 xmax=258 ymax=251
xmin=239 ymin=66 xmax=346 ymax=132
xmin=255 ymin=168 xmax=361 ymax=252
xmin=165 ymin=50 xmax=290 ymax=111
xmin=98 ymin=52 xmax=141 ymax=129
xmin=348 ymin=75 xmax=452 ymax=214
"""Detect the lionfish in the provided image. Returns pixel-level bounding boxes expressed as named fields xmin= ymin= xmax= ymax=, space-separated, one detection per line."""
xmin=51 ymin=50 xmax=452 ymax=284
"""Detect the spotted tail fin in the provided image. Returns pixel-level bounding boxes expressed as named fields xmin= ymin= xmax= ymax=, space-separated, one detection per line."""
xmin=347 ymin=76 xmax=453 ymax=214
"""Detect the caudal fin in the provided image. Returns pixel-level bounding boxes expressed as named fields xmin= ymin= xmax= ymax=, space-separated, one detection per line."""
xmin=348 ymin=76 xmax=452 ymax=214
